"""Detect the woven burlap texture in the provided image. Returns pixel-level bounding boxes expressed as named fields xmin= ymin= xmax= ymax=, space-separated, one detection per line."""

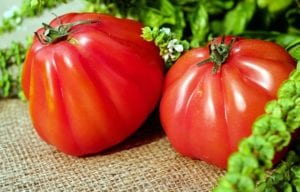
xmin=0 ymin=99 xmax=225 ymax=192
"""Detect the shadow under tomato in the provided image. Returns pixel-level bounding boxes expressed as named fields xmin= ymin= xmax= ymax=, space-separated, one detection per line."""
xmin=100 ymin=109 xmax=166 ymax=155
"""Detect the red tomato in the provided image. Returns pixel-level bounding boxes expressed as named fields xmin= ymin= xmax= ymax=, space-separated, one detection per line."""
xmin=160 ymin=36 xmax=296 ymax=168
xmin=22 ymin=13 xmax=164 ymax=156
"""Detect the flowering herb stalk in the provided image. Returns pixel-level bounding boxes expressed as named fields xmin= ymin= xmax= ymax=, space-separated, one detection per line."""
xmin=142 ymin=26 xmax=189 ymax=68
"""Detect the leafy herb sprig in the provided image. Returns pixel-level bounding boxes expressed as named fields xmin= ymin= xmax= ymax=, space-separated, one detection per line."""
xmin=214 ymin=58 xmax=300 ymax=191
xmin=142 ymin=26 xmax=189 ymax=68
xmin=256 ymin=150 xmax=300 ymax=192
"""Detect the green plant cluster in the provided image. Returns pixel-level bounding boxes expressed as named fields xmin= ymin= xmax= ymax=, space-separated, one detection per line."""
xmin=142 ymin=26 xmax=189 ymax=68
xmin=83 ymin=0 xmax=299 ymax=47
xmin=1 ymin=0 xmax=299 ymax=46
xmin=257 ymin=150 xmax=300 ymax=192
xmin=0 ymin=42 xmax=27 ymax=99
xmin=214 ymin=60 xmax=300 ymax=191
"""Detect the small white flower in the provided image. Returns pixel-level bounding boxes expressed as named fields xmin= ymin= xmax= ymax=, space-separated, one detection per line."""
xmin=168 ymin=39 xmax=178 ymax=48
xmin=174 ymin=44 xmax=184 ymax=52
xmin=170 ymin=54 xmax=176 ymax=60
xmin=160 ymin=27 xmax=171 ymax=35
xmin=167 ymin=39 xmax=184 ymax=53
xmin=163 ymin=53 xmax=170 ymax=62
xmin=3 ymin=5 xmax=20 ymax=19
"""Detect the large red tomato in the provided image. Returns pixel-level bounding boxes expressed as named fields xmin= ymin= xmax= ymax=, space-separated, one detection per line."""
xmin=22 ymin=13 xmax=164 ymax=156
xmin=160 ymin=36 xmax=296 ymax=168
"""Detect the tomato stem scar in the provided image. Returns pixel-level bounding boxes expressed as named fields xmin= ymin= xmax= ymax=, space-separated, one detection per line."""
xmin=197 ymin=36 xmax=236 ymax=74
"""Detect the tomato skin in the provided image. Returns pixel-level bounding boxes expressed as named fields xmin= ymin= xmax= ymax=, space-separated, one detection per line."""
xmin=160 ymin=37 xmax=296 ymax=168
xmin=22 ymin=13 xmax=164 ymax=156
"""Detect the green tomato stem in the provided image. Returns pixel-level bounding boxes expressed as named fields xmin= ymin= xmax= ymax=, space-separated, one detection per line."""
xmin=35 ymin=19 xmax=100 ymax=45
xmin=197 ymin=36 xmax=236 ymax=74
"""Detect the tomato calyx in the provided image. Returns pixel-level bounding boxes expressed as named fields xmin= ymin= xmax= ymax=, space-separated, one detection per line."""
xmin=35 ymin=18 xmax=100 ymax=45
xmin=197 ymin=36 xmax=236 ymax=73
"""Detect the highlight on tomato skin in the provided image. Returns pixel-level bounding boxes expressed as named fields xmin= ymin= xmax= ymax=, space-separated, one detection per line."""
xmin=159 ymin=36 xmax=296 ymax=169
xmin=21 ymin=12 xmax=164 ymax=156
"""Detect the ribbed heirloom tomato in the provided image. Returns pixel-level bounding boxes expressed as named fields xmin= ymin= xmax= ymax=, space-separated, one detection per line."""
xmin=160 ymin=36 xmax=296 ymax=168
xmin=21 ymin=13 xmax=164 ymax=156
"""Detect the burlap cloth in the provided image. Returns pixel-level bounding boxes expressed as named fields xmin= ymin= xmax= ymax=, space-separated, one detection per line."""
xmin=0 ymin=99 xmax=225 ymax=191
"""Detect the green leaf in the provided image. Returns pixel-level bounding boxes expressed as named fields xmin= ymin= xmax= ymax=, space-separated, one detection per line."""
xmin=3 ymin=80 xmax=10 ymax=97
xmin=282 ymin=182 xmax=293 ymax=192
xmin=204 ymin=0 xmax=234 ymax=15
xmin=275 ymin=34 xmax=300 ymax=48
xmin=187 ymin=3 xmax=209 ymax=47
xmin=291 ymin=166 xmax=300 ymax=177
xmin=257 ymin=0 xmax=293 ymax=13
xmin=292 ymin=179 xmax=300 ymax=191
xmin=30 ymin=0 xmax=40 ymax=8
xmin=138 ymin=1 xmax=186 ymax=39
xmin=141 ymin=26 xmax=155 ymax=41
xmin=287 ymin=40 xmax=300 ymax=61
xmin=293 ymin=179 xmax=300 ymax=191
xmin=224 ymin=0 xmax=256 ymax=35
xmin=286 ymin=7 xmax=300 ymax=33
